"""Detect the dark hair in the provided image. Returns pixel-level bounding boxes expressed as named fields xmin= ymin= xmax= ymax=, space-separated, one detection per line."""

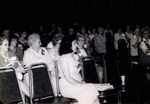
xmin=75 ymin=34 xmax=84 ymax=41
xmin=0 ymin=36 xmax=8 ymax=46
xmin=59 ymin=35 xmax=75 ymax=55
xmin=49 ymin=31 xmax=58 ymax=42
xmin=141 ymin=26 xmax=150 ymax=37
xmin=9 ymin=35 xmax=19 ymax=42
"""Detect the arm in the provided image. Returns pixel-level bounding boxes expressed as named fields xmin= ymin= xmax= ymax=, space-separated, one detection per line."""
xmin=58 ymin=59 xmax=83 ymax=84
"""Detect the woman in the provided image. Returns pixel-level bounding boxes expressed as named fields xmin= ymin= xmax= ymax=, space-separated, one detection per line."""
xmin=9 ymin=35 xmax=24 ymax=61
xmin=0 ymin=36 xmax=29 ymax=102
xmin=94 ymin=26 xmax=106 ymax=54
xmin=23 ymin=33 xmax=57 ymax=96
xmin=57 ymin=35 xmax=100 ymax=104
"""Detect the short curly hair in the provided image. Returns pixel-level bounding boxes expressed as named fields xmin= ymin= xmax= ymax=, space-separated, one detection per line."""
xmin=27 ymin=33 xmax=40 ymax=47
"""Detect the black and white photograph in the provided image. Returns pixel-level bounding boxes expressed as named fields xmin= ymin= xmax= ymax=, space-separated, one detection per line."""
xmin=0 ymin=0 xmax=150 ymax=104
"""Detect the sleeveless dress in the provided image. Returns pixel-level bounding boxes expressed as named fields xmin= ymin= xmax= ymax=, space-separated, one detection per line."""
xmin=57 ymin=53 xmax=100 ymax=104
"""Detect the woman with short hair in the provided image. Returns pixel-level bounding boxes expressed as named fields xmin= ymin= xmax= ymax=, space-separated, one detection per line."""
xmin=23 ymin=33 xmax=57 ymax=96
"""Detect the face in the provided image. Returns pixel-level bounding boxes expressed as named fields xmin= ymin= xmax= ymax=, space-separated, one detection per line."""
xmin=68 ymin=29 xmax=74 ymax=35
xmin=98 ymin=27 xmax=104 ymax=35
xmin=0 ymin=39 xmax=9 ymax=52
xmin=10 ymin=38 xmax=17 ymax=47
xmin=143 ymin=30 xmax=150 ymax=39
xmin=81 ymin=28 xmax=86 ymax=34
xmin=21 ymin=31 xmax=27 ymax=38
xmin=76 ymin=37 xmax=85 ymax=48
xmin=32 ymin=38 xmax=41 ymax=50
xmin=55 ymin=34 xmax=63 ymax=42
xmin=92 ymin=28 xmax=96 ymax=34
xmin=3 ymin=29 xmax=9 ymax=37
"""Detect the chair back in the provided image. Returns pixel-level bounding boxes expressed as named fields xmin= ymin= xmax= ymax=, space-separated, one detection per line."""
xmin=138 ymin=44 xmax=150 ymax=66
xmin=118 ymin=39 xmax=131 ymax=75
xmin=28 ymin=63 xmax=53 ymax=100
xmin=104 ymin=54 xmax=122 ymax=89
xmin=0 ymin=67 xmax=23 ymax=104
xmin=82 ymin=56 xmax=100 ymax=83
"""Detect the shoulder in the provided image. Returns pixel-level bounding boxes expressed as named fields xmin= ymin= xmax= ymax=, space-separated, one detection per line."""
xmin=23 ymin=48 xmax=33 ymax=56
xmin=8 ymin=51 xmax=19 ymax=61
xmin=58 ymin=54 xmax=70 ymax=61
xmin=8 ymin=51 xmax=16 ymax=57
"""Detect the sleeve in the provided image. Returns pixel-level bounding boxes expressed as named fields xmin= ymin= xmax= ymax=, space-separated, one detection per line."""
xmin=23 ymin=50 xmax=33 ymax=67
xmin=45 ymin=48 xmax=55 ymax=71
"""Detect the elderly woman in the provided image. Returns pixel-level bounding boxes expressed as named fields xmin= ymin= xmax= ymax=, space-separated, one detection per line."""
xmin=0 ymin=36 xmax=29 ymax=103
xmin=23 ymin=33 xmax=57 ymax=96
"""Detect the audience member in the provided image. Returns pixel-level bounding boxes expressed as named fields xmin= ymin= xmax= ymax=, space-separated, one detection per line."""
xmin=104 ymin=24 xmax=115 ymax=54
xmin=72 ymin=34 xmax=103 ymax=83
xmin=88 ymin=27 xmax=97 ymax=41
xmin=2 ymin=29 xmax=10 ymax=38
xmin=23 ymin=33 xmax=57 ymax=96
xmin=77 ymin=26 xmax=91 ymax=48
xmin=58 ymin=35 xmax=100 ymax=104
xmin=114 ymin=27 xmax=128 ymax=51
xmin=9 ymin=35 xmax=24 ymax=61
xmin=18 ymin=31 xmax=28 ymax=51
xmin=72 ymin=34 xmax=93 ymax=57
xmin=124 ymin=25 xmax=133 ymax=43
xmin=94 ymin=26 xmax=106 ymax=55
xmin=130 ymin=26 xmax=141 ymax=61
xmin=0 ymin=36 xmax=29 ymax=102
xmin=139 ymin=26 xmax=150 ymax=65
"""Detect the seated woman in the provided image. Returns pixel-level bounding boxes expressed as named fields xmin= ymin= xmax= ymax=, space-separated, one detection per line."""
xmin=0 ymin=36 xmax=29 ymax=102
xmin=72 ymin=34 xmax=103 ymax=83
xmin=9 ymin=35 xmax=24 ymax=61
xmin=57 ymin=35 xmax=100 ymax=104
xmin=23 ymin=33 xmax=57 ymax=96
xmin=139 ymin=26 xmax=150 ymax=65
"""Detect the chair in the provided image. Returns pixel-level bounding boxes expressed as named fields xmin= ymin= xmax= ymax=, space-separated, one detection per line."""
xmin=104 ymin=54 xmax=122 ymax=89
xmin=28 ymin=63 xmax=71 ymax=104
xmin=82 ymin=56 xmax=100 ymax=83
xmin=81 ymin=56 xmax=121 ymax=104
xmin=0 ymin=67 xmax=24 ymax=104
xmin=118 ymin=39 xmax=131 ymax=76
xmin=137 ymin=43 xmax=150 ymax=103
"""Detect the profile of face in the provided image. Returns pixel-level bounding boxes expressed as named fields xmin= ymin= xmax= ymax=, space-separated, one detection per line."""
xmin=32 ymin=38 xmax=41 ymax=50
xmin=0 ymin=39 xmax=9 ymax=52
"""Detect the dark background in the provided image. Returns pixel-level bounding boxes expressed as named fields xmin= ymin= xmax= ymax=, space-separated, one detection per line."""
xmin=0 ymin=0 xmax=150 ymax=31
